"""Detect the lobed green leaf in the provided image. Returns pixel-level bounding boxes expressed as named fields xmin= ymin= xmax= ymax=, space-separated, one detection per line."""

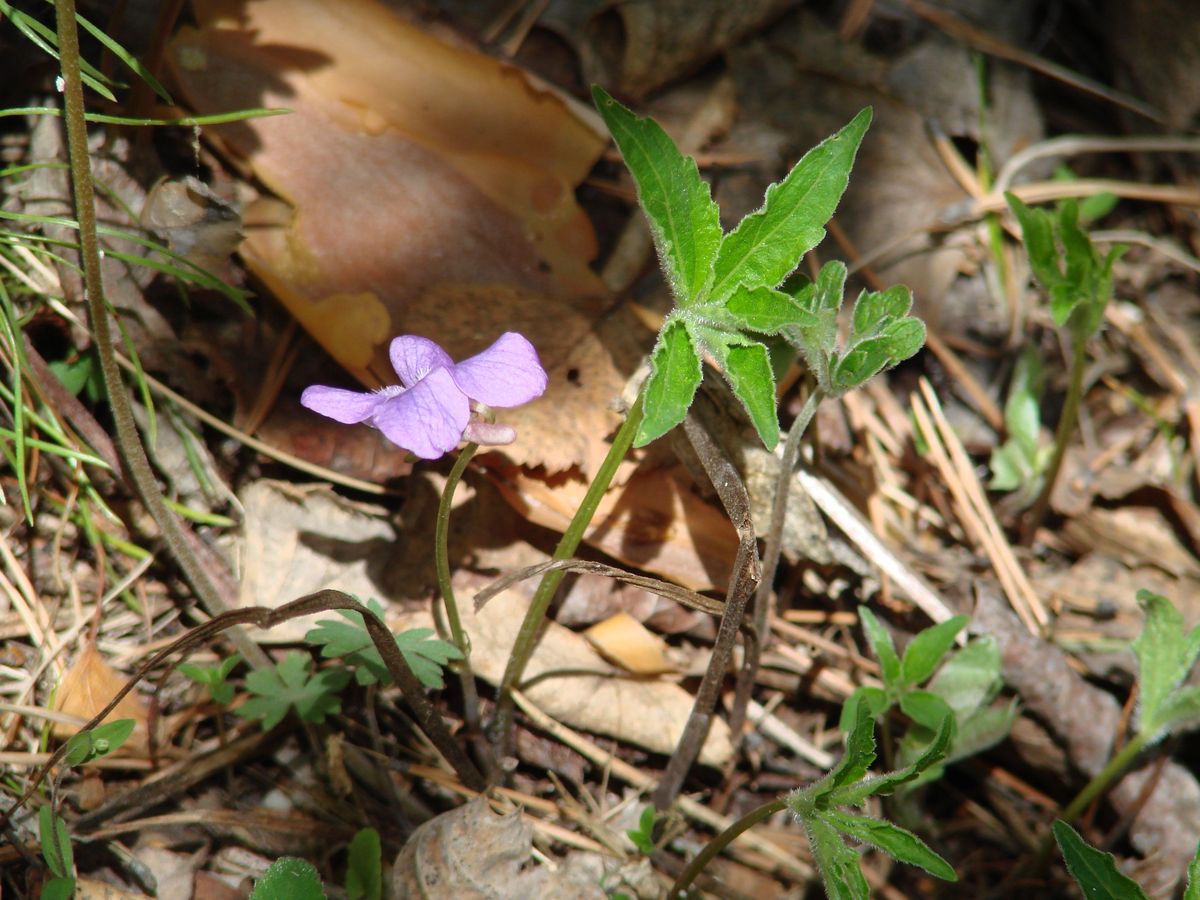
xmin=711 ymin=109 xmax=872 ymax=301
xmin=592 ymin=86 xmax=721 ymax=306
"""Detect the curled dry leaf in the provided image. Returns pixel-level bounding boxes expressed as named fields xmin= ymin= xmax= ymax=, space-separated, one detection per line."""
xmin=169 ymin=0 xmax=634 ymax=475
xmin=393 ymin=797 xmax=605 ymax=899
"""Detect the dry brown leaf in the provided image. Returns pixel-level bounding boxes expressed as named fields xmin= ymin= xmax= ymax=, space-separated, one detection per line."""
xmin=237 ymin=480 xmax=399 ymax=642
xmin=489 ymin=457 xmax=738 ymax=592
xmin=393 ymin=797 xmax=605 ymax=899
xmin=52 ymin=644 xmax=149 ymax=754
xmin=170 ymin=0 xmax=631 ymax=475
xmin=584 ymin=612 xmax=674 ymax=675
xmin=399 ymin=583 xmax=733 ymax=767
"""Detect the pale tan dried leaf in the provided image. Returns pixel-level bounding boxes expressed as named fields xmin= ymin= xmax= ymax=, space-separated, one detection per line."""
xmin=52 ymin=644 xmax=149 ymax=754
xmin=584 ymin=612 xmax=674 ymax=675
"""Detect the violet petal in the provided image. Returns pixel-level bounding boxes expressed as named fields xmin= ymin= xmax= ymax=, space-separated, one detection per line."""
xmin=300 ymin=385 xmax=385 ymax=424
xmin=389 ymin=335 xmax=455 ymax=388
xmin=373 ymin=366 xmax=469 ymax=459
xmin=451 ymin=332 xmax=548 ymax=408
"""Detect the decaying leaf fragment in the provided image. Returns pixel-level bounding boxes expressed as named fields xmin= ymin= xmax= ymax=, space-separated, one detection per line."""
xmin=393 ymin=797 xmax=605 ymax=899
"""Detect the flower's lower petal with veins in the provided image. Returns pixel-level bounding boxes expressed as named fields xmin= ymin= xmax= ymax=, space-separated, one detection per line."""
xmin=300 ymin=385 xmax=384 ymax=424
xmin=373 ymin=367 xmax=470 ymax=459
xmin=450 ymin=332 xmax=548 ymax=407
xmin=390 ymin=335 xmax=455 ymax=388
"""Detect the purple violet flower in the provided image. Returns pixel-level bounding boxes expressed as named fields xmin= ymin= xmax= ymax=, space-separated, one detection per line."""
xmin=301 ymin=332 xmax=548 ymax=460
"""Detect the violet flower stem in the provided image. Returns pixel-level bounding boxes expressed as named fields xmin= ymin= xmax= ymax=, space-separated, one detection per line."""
xmin=435 ymin=443 xmax=480 ymax=733
xmin=490 ymin=390 xmax=645 ymax=751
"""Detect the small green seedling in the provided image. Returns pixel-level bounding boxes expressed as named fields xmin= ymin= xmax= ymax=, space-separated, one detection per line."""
xmin=788 ymin=704 xmax=958 ymax=898
xmin=179 ymin=655 xmax=240 ymax=705
xmin=626 ymin=806 xmax=657 ymax=855
xmin=1005 ymin=192 xmax=1126 ymax=539
xmin=235 ymin=652 xmax=351 ymax=731
xmin=1058 ymin=590 xmax=1200 ymax=827
xmin=305 ymin=597 xmax=463 ymax=689
xmin=989 ymin=346 xmax=1052 ymax=507
xmin=842 ymin=608 xmax=1015 ymax=785
xmin=39 ymin=720 xmax=137 ymax=899
xmin=592 ymin=88 xmax=924 ymax=450
xmin=345 ymin=827 xmax=382 ymax=900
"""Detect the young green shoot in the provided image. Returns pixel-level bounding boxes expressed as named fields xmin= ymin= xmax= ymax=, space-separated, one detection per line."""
xmin=672 ymin=704 xmax=957 ymax=898
xmin=1006 ymin=192 xmax=1126 ymax=543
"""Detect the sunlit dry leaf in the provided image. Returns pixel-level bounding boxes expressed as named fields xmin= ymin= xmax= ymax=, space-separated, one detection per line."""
xmin=585 ymin=612 xmax=674 ymax=675
xmin=170 ymin=0 xmax=629 ymax=474
xmin=52 ymin=644 xmax=149 ymax=754
xmin=393 ymin=797 xmax=605 ymax=899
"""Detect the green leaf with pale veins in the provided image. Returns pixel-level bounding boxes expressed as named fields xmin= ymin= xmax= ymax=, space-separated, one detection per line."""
xmin=702 ymin=329 xmax=779 ymax=449
xmin=822 ymin=810 xmax=957 ymax=881
xmin=705 ymin=284 xmax=818 ymax=334
xmin=592 ymin=86 xmax=721 ymax=306
xmin=1053 ymin=821 xmax=1149 ymax=900
xmin=635 ymin=317 xmax=702 ymax=446
xmin=710 ymin=108 xmax=871 ymax=300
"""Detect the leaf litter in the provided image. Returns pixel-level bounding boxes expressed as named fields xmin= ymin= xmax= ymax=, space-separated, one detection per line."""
xmin=3 ymin=0 xmax=1200 ymax=897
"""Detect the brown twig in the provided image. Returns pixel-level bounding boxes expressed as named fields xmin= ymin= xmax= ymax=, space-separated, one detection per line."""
xmin=653 ymin=412 xmax=761 ymax=811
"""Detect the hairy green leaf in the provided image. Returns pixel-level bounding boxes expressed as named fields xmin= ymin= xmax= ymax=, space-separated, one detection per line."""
xmin=635 ymin=317 xmax=703 ymax=446
xmin=712 ymin=284 xmax=818 ymax=334
xmin=1132 ymin=589 xmax=1200 ymax=739
xmin=251 ymin=857 xmax=327 ymax=900
xmin=1053 ymin=820 xmax=1149 ymax=900
xmin=827 ymin=701 xmax=877 ymax=792
xmin=823 ymin=810 xmax=957 ymax=881
xmin=704 ymin=331 xmax=779 ymax=449
xmin=838 ymin=686 xmax=889 ymax=734
xmin=807 ymin=816 xmax=870 ymax=900
xmin=592 ymin=86 xmax=721 ymax=306
xmin=711 ymin=109 xmax=871 ymax=300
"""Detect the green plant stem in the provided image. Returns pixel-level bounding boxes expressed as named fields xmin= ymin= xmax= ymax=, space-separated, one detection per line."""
xmin=670 ymin=796 xmax=788 ymax=897
xmin=1021 ymin=332 xmax=1086 ymax=545
xmin=1034 ymin=730 xmax=1150 ymax=868
xmin=1060 ymin=731 xmax=1150 ymax=827
xmin=434 ymin=443 xmax=481 ymax=734
xmin=53 ymin=0 xmax=268 ymax=669
xmin=490 ymin=391 xmax=645 ymax=752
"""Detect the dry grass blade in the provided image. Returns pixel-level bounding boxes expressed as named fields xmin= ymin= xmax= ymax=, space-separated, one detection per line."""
xmin=911 ymin=379 xmax=1048 ymax=633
